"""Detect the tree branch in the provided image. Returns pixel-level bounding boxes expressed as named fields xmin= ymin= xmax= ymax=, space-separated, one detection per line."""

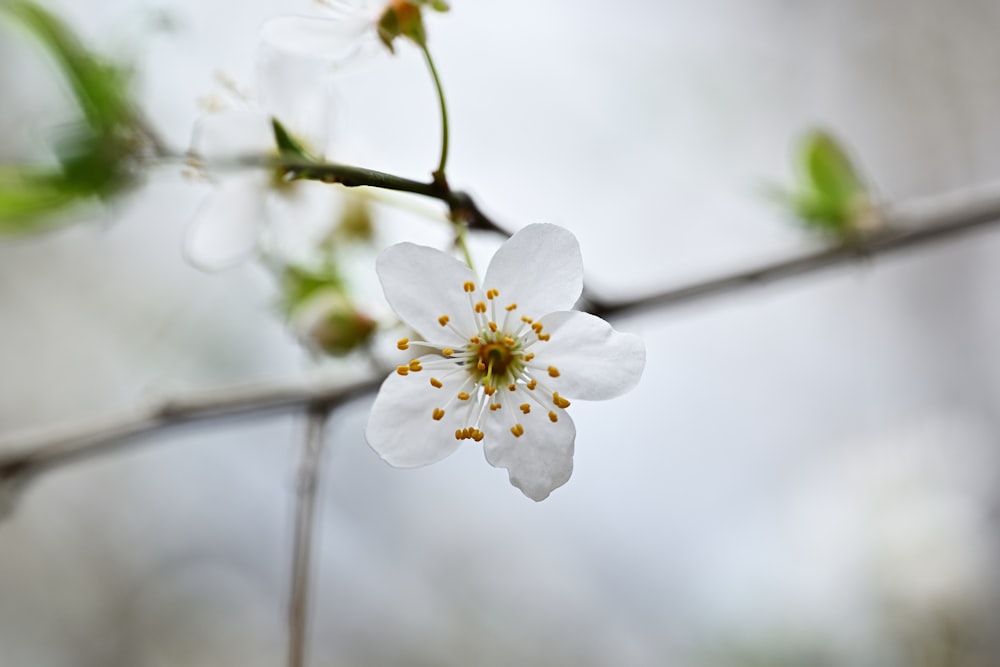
xmin=287 ymin=405 xmax=331 ymax=667
xmin=3 ymin=185 xmax=1000 ymax=512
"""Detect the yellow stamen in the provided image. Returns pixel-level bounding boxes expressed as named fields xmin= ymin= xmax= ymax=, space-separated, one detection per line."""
xmin=430 ymin=377 xmax=443 ymax=388
xmin=486 ymin=288 xmax=499 ymax=299
xmin=553 ymin=392 xmax=571 ymax=409
xmin=532 ymin=322 xmax=544 ymax=333
xmin=396 ymin=366 xmax=409 ymax=376
xmin=469 ymin=336 xmax=481 ymax=344
xmin=442 ymin=347 xmax=454 ymax=357
xmin=519 ymin=403 xmax=530 ymax=414
xmin=477 ymin=361 xmax=486 ymax=371
xmin=438 ymin=315 xmax=450 ymax=326
xmin=484 ymin=385 xmax=497 ymax=396
xmin=472 ymin=429 xmax=484 ymax=442
xmin=547 ymin=366 xmax=560 ymax=378
xmin=490 ymin=403 xmax=501 ymax=411
xmin=527 ymin=379 xmax=537 ymax=390
xmin=458 ymin=392 xmax=470 ymax=401
xmin=508 ymin=383 xmax=517 ymax=391
xmin=523 ymin=353 xmax=535 ymax=362
xmin=548 ymin=410 xmax=558 ymax=423
xmin=475 ymin=301 xmax=487 ymax=313
xmin=488 ymin=322 xmax=498 ymax=332
xmin=510 ymin=423 xmax=524 ymax=438
xmin=455 ymin=429 xmax=464 ymax=440
xmin=506 ymin=303 xmax=518 ymax=311
xmin=396 ymin=338 xmax=409 ymax=350
xmin=537 ymin=333 xmax=550 ymax=341
xmin=432 ymin=408 xmax=445 ymax=421
xmin=463 ymin=281 xmax=476 ymax=293
xmin=504 ymin=336 xmax=515 ymax=346
xmin=409 ymin=359 xmax=423 ymax=371
xmin=521 ymin=315 xmax=533 ymax=324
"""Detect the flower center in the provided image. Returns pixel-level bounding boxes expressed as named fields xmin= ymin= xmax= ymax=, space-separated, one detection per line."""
xmin=475 ymin=341 xmax=514 ymax=379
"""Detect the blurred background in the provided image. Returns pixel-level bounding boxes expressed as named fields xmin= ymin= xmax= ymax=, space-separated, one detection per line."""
xmin=2 ymin=0 xmax=1000 ymax=665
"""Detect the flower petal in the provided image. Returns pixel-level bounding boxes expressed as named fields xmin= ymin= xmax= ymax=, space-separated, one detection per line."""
xmin=365 ymin=360 xmax=472 ymax=467
xmin=259 ymin=15 xmax=371 ymax=63
xmin=256 ymin=48 xmax=335 ymax=156
xmin=483 ymin=400 xmax=576 ymax=501
xmin=483 ymin=224 xmax=583 ymax=319
xmin=533 ymin=311 xmax=645 ymax=400
xmin=376 ymin=243 xmax=478 ymax=343
xmin=190 ymin=110 xmax=274 ymax=160
xmin=185 ymin=173 xmax=270 ymax=270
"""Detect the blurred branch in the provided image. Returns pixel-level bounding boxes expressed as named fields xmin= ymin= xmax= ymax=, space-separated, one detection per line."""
xmin=3 ymin=185 xmax=1000 ymax=510
xmin=287 ymin=405 xmax=331 ymax=667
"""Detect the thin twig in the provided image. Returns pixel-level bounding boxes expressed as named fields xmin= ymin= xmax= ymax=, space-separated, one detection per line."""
xmin=3 ymin=186 xmax=1000 ymax=510
xmin=287 ymin=404 xmax=331 ymax=667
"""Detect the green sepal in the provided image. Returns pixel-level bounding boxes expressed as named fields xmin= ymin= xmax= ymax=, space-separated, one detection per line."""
xmin=271 ymin=118 xmax=314 ymax=162
xmin=0 ymin=166 xmax=77 ymax=234
xmin=377 ymin=1 xmax=428 ymax=51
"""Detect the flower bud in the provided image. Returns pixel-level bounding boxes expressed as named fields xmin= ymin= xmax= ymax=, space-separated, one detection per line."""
xmin=290 ymin=288 xmax=377 ymax=357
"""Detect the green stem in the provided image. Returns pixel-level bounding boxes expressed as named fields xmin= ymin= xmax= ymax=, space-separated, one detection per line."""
xmin=453 ymin=219 xmax=475 ymax=272
xmin=421 ymin=43 xmax=450 ymax=181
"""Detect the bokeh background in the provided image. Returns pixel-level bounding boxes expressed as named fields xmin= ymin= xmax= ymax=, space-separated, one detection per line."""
xmin=3 ymin=0 xmax=1000 ymax=665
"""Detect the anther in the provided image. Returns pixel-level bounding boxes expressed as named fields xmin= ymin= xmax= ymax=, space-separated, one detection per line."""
xmin=463 ymin=281 xmax=476 ymax=293
xmin=430 ymin=377 xmax=443 ymax=388
xmin=527 ymin=379 xmax=537 ymax=390
xmin=547 ymin=366 xmax=560 ymax=378
xmin=505 ymin=303 xmax=517 ymax=311
xmin=409 ymin=359 xmax=423 ymax=371
xmin=396 ymin=365 xmax=409 ymax=376
xmin=457 ymin=392 xmax=471 ymax=401
xmin=488 ymin=322 xmax=498 ymax=332
xmin=432 ymin=408 xmax=445 ymax=421
xmin=396 ymin=338 xmax=409 ymax=350
xmin=510 ymin=423 xmax=525 ymax=438
xmin=475 ymin=302 xmax=487 ymax=313
xmin=537 ymin=333 xmax=551 ymax=341
xmin=504 ymin=337 xmax=515 ymax=346
xmin=469 ymin=336 xmax=481 ymax=344
xmin=442 ymin=347 xmax=454 ymax=356
xmin=553 ymin=392 xmax=571 ymax=409
xmin=472 ymin=429 xmax=484 ymax=442
xmin=520 ymin=403 xmax=531 ymax=414
xmin=477 ymin=361 xmax=486 ymax=371
xmin=523 ymin=353 xmax=535 ymax=361
xmin=490 ymin=403 xmax=501 ymax=411
xmin=521 ymin=316 xmax=533 ymax=324
xmin=508 ymin=383 xmax=517 ymax=391
xmin=548 ymin=410 xmax=559 ymax=423
xmin=486 ymin=288 xmax=499 ymax=299
xmin=532 ymin=322 xmax=544 ymax=333
xmin=438 ymin=315 xmax=450 ymax=326
xmin=455 ymin=429 xmax=464 ymax=440
xmin=484 ymin=385 xmax=497 ymax=396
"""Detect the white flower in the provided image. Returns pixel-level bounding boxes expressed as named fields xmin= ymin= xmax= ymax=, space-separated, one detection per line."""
xmin=365 ymin=224 xmax=645 ymax=500
xmin=185 ymin=51 xmax=336 ymax=269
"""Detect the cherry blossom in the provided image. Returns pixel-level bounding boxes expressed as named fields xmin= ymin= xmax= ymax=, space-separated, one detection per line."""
xmin=366 ymin=224 xmax=645 ymax=500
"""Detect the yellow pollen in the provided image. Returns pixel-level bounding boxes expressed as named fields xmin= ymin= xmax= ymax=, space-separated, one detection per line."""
xmin=508 ymin=383 xmax=517 ymax=391
xmin=532 ymin=322 xmax=544 ymax=333
xmin=430 ymin=377 xmax=443 ymax=388
xmin=409 ymin=359 xmax=423 ymax=371
xmin=504 ymin=336 xmax=515 ymax=346
xmin=553 ymin=392 xmax=571 ymax=409
xmin=396 ymin=365 xmax=409 ymax=376
xmin=523 ymin=353 xmax=535 ymax=361
xmin=505 ymin=303 xmax=518 ymax=311
xmin=490 ymin=403 xmax=501 ymax=411
xmin=520 ymin=403 xmax=531 ymax=414
xmin=548 ymin=410 xmax=559 ymax=423
xmin=527 ymin=379 xmax=537 ymax=390
xmin=510 ymin=423 xmax=524 ymax=438
xmin=475 ymin=301 xmax=487 ymax=313
xmin=432 ymin=408 xmax=445 ymax=421
xmin=463 ymin=281 xmax=476 ymax=293
xmin=455 ymin=429 xmax=464 ymax=440
xmin=396 ymin=338 xmax=409 ymax=350
xmin=548 ymin=365 xmax=560 ymax=377
xmin=469 ymin=336 xmax=481 ymax=344
xmin=477 ymin=361 xmax=486 ymax=371
xmin=537 ymin=333 xmax=551 ymax=341
xmin=484 ymin=385 xmax=497 ymax=396
xmin=521 ymin=316 xmax=533 ymax=324
xmin=488 ymin=322 xmax=498 ymax=332
xmin=457 ymin=392 xmax=471 ymax=401
xmin=472 ymin=429 xmax=484 ymax=442
xmin=442 ymin=347 xmax=454 ymax=356
xmin=438 ymin=315 xmax=450 ymax=326
xmin=486 ymin=288 xmax=499 ymax=299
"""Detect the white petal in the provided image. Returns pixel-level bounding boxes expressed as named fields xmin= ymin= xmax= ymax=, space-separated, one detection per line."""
xmin=376 ymin=243 xmax=478 ymax=343
xmin=185 ymin=173 xmax=270 ymax=270
xmin=365 ymin=361 xmax=472 ymax=467
xmin=483 ymin=224 xmax=583 ymax=319
xmin=190 ymin=110 xmax=274 ymax=160
xmin=259 ymin=15 xmax=372 ymax=63
xmin=256 ymin=48 xmax=335 ymax=155
xmin=533 ymin=311 xmax=645 ymax=400
xmin=483 ymin=398 xmax=576 ymax=501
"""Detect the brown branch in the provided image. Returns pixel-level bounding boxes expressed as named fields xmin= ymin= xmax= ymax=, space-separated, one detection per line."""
xmin=2 ymin=186 xmax=1000 ymax=512
xmin=287 ymin=405 xmax=331 ymax=667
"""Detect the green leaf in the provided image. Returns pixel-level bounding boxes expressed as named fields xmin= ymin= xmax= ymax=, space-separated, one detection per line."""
xmin=0 ymin=166 xmax=78 ymax=234
xmin=801 ymin=130 xmax=866 ymax=208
